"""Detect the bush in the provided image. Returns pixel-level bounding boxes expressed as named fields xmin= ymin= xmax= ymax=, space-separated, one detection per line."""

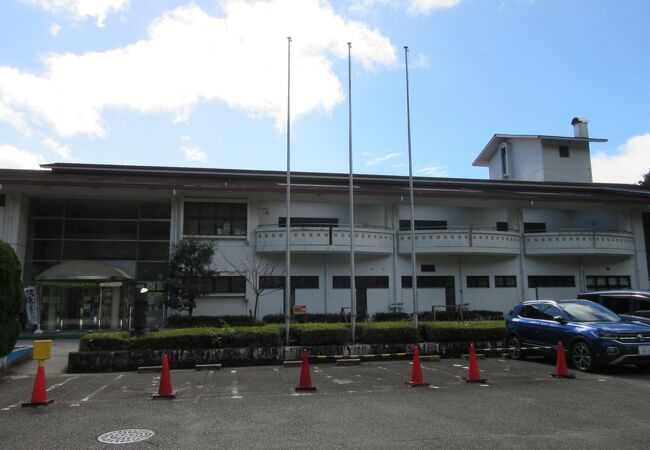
xmin=167 ymin=315 xmax=258 ymax=328
xmin=372 ymin=312 xmax=410 ymax=322
xmin=288 ymin=323 xmax=349 ymax=346
xmin=79 ymin=325 xmax=283 ymax=351
xmin=0 ymin=241 xmax=23 ymax=358
xmin=263 ymin=313 xmax=345 ymax=324
xmin=418 ymin=310 xmax=504 ymax=322
xmin=356 ymin=321 xmax=419 ymax=344
xmin=418 ymin=321 xmax=506 ymax=343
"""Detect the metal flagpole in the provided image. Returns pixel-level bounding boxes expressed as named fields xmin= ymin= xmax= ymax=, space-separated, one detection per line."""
xmin=404 ymin=46 xmax=418 ymax=328
xmin=348 ymin=42 xmax=357 ymax=343
xmin=285 ymin=36 xmax=292 ymax=346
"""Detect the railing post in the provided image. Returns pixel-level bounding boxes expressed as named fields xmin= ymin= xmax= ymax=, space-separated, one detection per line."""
xmin=469 ymin=225 xmax=473 ymax=247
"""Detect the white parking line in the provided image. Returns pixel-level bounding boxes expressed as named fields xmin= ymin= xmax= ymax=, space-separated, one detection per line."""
xmin=78 ymin=374 xmax=124 ymax=404
xmin=47 ymin=376 xmax=78 ymax=392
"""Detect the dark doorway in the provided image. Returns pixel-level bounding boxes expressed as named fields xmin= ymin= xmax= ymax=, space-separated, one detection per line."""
xmin=356 ymin=288 xmax=368 ymax=318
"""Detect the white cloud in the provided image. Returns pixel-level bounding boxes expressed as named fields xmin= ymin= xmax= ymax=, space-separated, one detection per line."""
xmin=182 ymin=145 xmax=207 ymax=163
xmin=49 ymin=22 xmax=61 ymax=37
xmin=351 ymin=0 xmax=462 ymax=15
xmin=418 ymin=165 xmax=446 ymax=176
xmin=180 ymin=135 xmax=192 ymax=143
xmin=0 ymin=144 xmax=46 ymax=169
xmin=24 ymin=0 xmax=130 ymax=27
xmin=591 ymin=133 xmax=650 ymax=184
xmin=41 ymin=137 xmax=72 ymax=160
xmin=0 ymin=1 xmax=396 ymax=139
xmin=363 ymin=151 xmax=401 ymax=167
xmin=407 ymin=0 xmax=462 ymax=15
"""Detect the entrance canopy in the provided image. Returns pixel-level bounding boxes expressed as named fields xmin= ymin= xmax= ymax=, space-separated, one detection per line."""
xmin=35 ymin=261 xmax=134 ymax=282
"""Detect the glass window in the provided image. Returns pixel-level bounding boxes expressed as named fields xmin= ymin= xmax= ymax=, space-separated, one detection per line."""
xmin=184 ymin=202 xmax=247 ymax=236
xmin=421 ymin=264 xmax=436 ymax=272
xmin=260 ymin=276 xmax=319 ymax=289
xmin=334 ymin=276 xmax=388 ymax=289
xmin=399 ymin=220 xmax=447 ymax=231
xmin=585 ymin=275 xmax=631 ymax=291
xmin=212 ymin=276 xmax=246 ymax=294
xmin=559 ymin=302 xmax=620 ymax=323
xmin=528 ymin=276 xmax=575 ymax=288
xmin=467 ymin=276 xmax=489 ymax=288
xmin=139 ymin=221 xmax=171 ymax=240
xmin=401 ymin=276 xmax=453 ymax=288
xmin=559 ymin=146 xmax=570 ymax=158
xmin=495 ymin=276 xmax=517 ymax=288
xmin=138 ymin=242 xmax=169 ymax=261
xmin=524 ymin=222 xmax=546 ymax=233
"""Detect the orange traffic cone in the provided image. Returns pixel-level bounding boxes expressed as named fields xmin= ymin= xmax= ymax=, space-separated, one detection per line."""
xmin=464 ymin=343 xmax=487 ymax=383
xmin=22 ymin=363 xmax=55 ymax=407
xmin=295 ymin=349 xmax=317 ymax=391
xmin=550 ymin=341 xmax=575 ymax=379
xmin=153 ymin=354 xmax=176 ymax=399
xmin=406 ymin=346 xmax=429 ymax=387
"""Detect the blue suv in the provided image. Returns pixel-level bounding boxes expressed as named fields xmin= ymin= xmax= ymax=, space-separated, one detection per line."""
xmin=506 ymin=299 xmax=650 ymax=371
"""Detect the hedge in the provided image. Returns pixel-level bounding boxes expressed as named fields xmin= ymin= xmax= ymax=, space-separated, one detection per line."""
xmin=79 ymin=320 xmax=506 ymax=351
xmin=79 ymin=325 xmax=283 ymax=351
xmin=288 ymin=323 xmax=349 ymax=346
xmin=418 ymin=321 xmax=507 ymax=343
xmin=167 ymin=315 xmax=259 ymax=328
xmin=418 ymin=310 xmax=504 ymax=321
xmin=355 ymin=321 xmax=420 ymax=344
xmin=0 ymin=241 xmax=23 ymax=358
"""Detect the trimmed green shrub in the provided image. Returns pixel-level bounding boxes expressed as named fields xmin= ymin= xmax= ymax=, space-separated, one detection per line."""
xmin=372 ymin=312 xmax=410 ymax=322
xmin=289 ymin=323 xmax=349 ymax=346
xmin=0 ymin=241 xmax=23 ymax=358
xmin=167 ymin=315 xmax=258 ymax=328
xmin=79 ymin=325 xmax=283 ymax=351
xmin=418 ymin=310 xmax=504 ymax=322
xmin=418 ymin=321 xmax=506 ymax=343
xmin=263 ymin=313 xmax=345 ymax=324
xmin=356 ymin=321 xmax=419 ymax=344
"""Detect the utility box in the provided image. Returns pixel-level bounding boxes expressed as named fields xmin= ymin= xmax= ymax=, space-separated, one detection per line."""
xmin=33 ymin=340 xmax=52 ymax=361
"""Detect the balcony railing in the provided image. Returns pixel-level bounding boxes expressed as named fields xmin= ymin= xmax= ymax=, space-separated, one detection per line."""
xmin=397 ymin=226 xmax=521 ymax=255
xmin=255 ymin=225 xmax=394 ymax=254
xmin=524 ymin=229 xmax=635 ymax=256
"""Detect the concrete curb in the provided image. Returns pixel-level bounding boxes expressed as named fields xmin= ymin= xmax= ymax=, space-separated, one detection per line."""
xmin=1 ymin=345 xmax=33 ymax=371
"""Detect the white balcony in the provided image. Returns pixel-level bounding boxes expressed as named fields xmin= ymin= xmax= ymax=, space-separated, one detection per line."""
xmin=397 ymin=227 xmax=521 ymax=255
xmin=524 ymin=230 xmax=635 ymax=256
xmin=255 ymin=226 xmax=394 ymax=254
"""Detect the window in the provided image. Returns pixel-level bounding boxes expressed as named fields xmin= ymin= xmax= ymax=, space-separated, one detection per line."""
xmin=333 ymin=276 xmax=389 ymax=289
xmin=500 ymin=143 xmax=509 ymax=177
xmin=559 ymin=145 xmax=570 ymax=158
xmin=467 ymin=276 xmax=489 ymax=288
xmin=496 ymin=222 xmax=509 ymax=232
xmin=528 ymin=276 xmax=575 ymax=288
xmin=211 ymin=276 xmax=246 ymax=294
xmin=260 ymin=276 xmax=319 ymax=289
xmin=279 ymin=217 xmax=338 ymax=227
xmin=421 ymin=264 xmax=436 ymax=272
xmin=401 ymin=276 xmax=454 ymax=288
xmin=0 ymin=194 xmax=5 ymax=207
xmin=399 ymin=220 xmax=447 ymax=231
xmin=524 ymin=222 xmax=546 ymax=233
xmin=495 ymin=276 xmax=517 ymax=288
xmin=585 ymin=275 xmax=631 ymax=291
xmin=184 ymin=202 xmax=246 ymax=236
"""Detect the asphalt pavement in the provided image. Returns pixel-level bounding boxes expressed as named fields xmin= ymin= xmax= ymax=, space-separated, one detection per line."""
xmin=2 ymin=341 xmax=650 ymax=449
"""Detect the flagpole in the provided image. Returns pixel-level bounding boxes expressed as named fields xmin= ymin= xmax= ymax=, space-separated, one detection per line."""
xmin=348 ymin=42 xmax=357 ymax=343
xmin=285 ymin=36 xmax=292 ymax=346
xmin=405 ymin=46 xmax=418 ymax=329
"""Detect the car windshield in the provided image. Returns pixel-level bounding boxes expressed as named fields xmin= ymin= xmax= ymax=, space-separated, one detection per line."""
xmin=559 ymin=302 xmax=620 ymax=323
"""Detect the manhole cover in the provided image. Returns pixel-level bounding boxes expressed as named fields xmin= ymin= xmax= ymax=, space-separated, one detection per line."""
xmin=97 ymin=429 xmax=154 ymax=445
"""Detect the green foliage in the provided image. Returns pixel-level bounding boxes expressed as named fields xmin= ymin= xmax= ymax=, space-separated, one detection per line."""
xmin=288 ymin=323 xmax=349 ymax=346
xmin=79 ymin=325 xmax=283 ymax=351
xmin=167 ymin=315 xmax=258 ymax=328
xmin=418 ymin=321 xmax=507 ymax=343
xmin=0 ymin=241 xmax=23 ymax=357
xmin=640 ymin=170 xmax=650 ymax=188
xmin=356 ymin=321 xmax=420 ymax=344
xmin=418 ymin=310 xmax=504 ymax=321
xmin=78 ymin=320 xmax=507 ymax=351
xmin=164 ymin=239 xmax=216 ymax=318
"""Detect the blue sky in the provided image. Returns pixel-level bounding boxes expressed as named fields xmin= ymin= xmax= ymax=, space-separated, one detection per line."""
xmin=0 ymin=0 xmax=649 ymax=183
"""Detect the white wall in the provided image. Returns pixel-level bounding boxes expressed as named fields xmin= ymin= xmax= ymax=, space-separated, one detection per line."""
xmin=541 ymin=141 xmax=592 ymax=183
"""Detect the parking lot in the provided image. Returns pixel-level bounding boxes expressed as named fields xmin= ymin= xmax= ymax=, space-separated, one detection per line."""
xmin=2 ymin=344 xmax=650 ymax=449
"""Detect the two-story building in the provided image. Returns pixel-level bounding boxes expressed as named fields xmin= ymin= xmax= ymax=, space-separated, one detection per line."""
xmin=1 ymin=118 xmax=648 ymax=330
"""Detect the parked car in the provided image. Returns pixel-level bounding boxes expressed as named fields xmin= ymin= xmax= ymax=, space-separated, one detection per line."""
xmin=506 ymin=299 xmax=650 ymax=371
xmin=577 ymin=290 xmax=650 ymax=320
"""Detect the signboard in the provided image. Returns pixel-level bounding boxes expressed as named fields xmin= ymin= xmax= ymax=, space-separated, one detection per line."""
xmin=24 ymin=286 xmax=39 ymax=325
xmin=293 ymin=305 xmax=307 ymax=315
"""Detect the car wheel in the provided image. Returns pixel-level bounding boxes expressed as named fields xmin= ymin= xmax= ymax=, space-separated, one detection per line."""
xmin=507 ymin=334 xmax=525 ymax=360
xmin=571 ymin=341 xmax=595 ymax=372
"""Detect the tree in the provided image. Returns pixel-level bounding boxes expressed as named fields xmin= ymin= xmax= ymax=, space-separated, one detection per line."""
xmin=220 ymin=249 xmax=283 ymax=320
xmin=164 ymin=239 xmax=216 ymax=319
xmin=639 ymin=170 xmax=650 ymax=188
xmin=0 ymin=241 xmax=24 ymax=358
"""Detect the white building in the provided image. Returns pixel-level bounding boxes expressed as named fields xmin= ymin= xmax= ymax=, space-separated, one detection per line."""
xmin=1 ymin=118 xmax=649 ymax=329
